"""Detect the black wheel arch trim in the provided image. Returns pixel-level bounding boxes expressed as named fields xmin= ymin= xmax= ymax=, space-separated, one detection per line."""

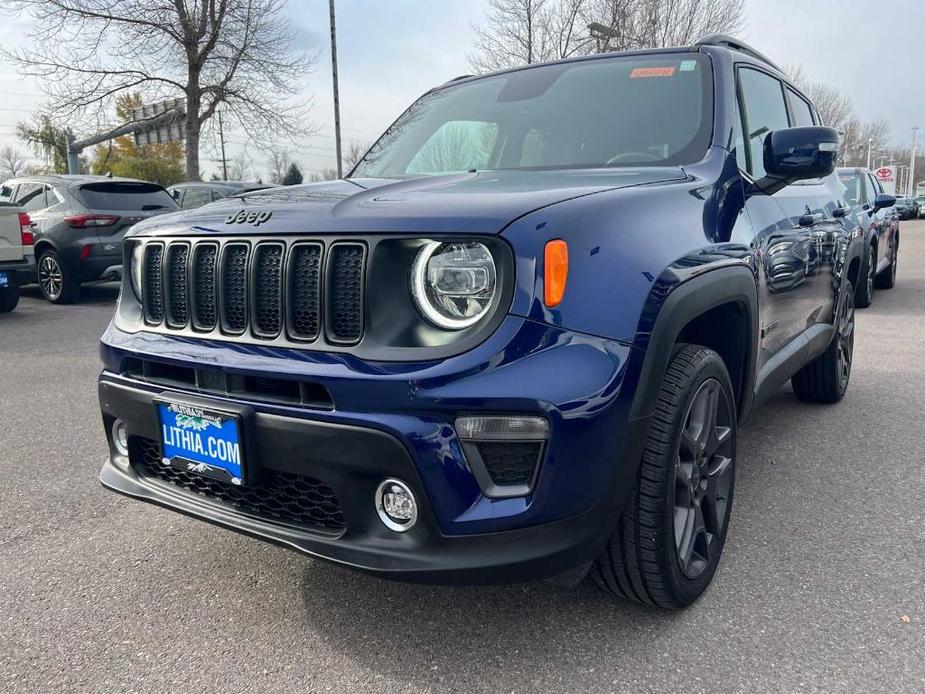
xmin=627 ymin=264 xmax=759 ymax=425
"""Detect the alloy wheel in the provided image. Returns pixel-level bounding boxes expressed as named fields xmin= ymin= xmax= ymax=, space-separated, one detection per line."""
xmin=836 ymin=290 xmax=855 ymax=390
xmin=38 ymin=255 xmax=63 ymax=301
xmin=672 ymin=378 xmax=735 ymax=580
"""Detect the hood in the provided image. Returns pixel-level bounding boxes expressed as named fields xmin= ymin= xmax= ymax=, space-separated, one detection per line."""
xmin=129 ymin=168 xmax=688 ymax=237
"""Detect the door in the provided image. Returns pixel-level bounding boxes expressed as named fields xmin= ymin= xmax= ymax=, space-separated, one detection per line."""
xmin=867 ymin=173 xmax=894 ymax=273
xmin=737 ymin=67 xmax=833 ymax=363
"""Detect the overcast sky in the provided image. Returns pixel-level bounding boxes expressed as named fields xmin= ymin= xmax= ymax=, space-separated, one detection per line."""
xmin=0 ymin=0 xmax=922 ymax=178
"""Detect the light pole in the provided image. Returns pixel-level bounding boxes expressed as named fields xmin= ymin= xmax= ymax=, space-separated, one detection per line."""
xmin=329 ymin=0 xmax=343 ymax=178
xmin=866 ymin=138 xmax=873 ymax=170
xmin=909 ymin=125 xmax=919 ymax=198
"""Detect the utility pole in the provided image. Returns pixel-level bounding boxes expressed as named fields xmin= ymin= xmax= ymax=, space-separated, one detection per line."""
xmin=329 ymin=0 xmax=343 ymax=178
xmin=909 ymin=125 xmax=919 ymax=198
xmin=866 ymin=138 xmax=872 ymax=170
xmin=218 ymin=111 xmax=228 ymax=181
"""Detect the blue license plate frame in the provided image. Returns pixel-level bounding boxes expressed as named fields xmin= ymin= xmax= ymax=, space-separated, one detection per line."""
xmin=156 ymin=399 xmax=246 ymax=485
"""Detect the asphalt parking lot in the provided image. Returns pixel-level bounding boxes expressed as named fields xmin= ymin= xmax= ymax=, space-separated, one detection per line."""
xmin=2 ymin=225 xmax=924 ymax=694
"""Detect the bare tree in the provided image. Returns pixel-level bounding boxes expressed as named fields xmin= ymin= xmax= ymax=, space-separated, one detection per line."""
xmin=841 ymin=117 xmax=890 ymax=168
xmin=583 ymin=0 xmax=745 ymax=51
xmin=3 ymin=0 xmax=316 ymax=180
xmin=266 ymin=146 xmax=295 ymax=184
xmin=0 ymin=145 xmax=27 ymax=179
xmin=343 ymin=141 xmax=371 ymax=172
xmin=788 ymin=72 xmax=853 ymax=130
xmin=469 ymin=0 xmax=591 ymax=72
xmin=228 ymin=150 xmax=254 ymax=181
xmin=469 ymin=0 xmax=746 ymax=72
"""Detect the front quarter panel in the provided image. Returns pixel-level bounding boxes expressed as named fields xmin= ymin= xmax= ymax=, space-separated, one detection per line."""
xmin=503 ymin=148 xmax=749 ymax=344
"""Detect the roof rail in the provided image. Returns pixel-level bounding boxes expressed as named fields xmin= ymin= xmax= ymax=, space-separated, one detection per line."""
xmin=440 ymin=74 xmax=475 ymax=87
xmin=693 ymin=34 xmax=784 ymax=73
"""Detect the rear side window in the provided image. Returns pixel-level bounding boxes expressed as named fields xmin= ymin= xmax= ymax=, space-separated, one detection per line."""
xmin=76 ymin=182 xmax=178 ymax=211
xmin=738 ymin=68 xmax=790 ymax=178
xmin=787 ymin=89 xmax=815 ymax=127
xmin=15 ymin=183 xmax=48 ymax=212
xmin=179 ymin=187 xmax=213 ymax=209
xmin=838 ymin=171 xmax=863 ymax=206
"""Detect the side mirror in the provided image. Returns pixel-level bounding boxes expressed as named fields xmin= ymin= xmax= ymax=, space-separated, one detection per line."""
xmin=755 ymin=126 xmax=840 ymax=195
xmin=873 ymin=193 xmax=895 ymax=211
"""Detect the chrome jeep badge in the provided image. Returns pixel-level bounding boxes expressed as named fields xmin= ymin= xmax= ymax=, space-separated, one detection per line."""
xmin=225 ymin=209 xmax=272 ymax=226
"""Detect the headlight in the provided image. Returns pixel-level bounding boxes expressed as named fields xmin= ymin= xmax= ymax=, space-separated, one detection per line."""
xmin=130 ymin=243 xmax=143 ymax=302
xmin=411 ymin=241 xmax=497 ymax=329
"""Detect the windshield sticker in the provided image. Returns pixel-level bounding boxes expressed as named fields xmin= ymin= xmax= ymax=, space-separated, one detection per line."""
xmin=630 ymin=67 xmax=675 ymax=78
xmin=679 ymin=60 xmax=697 ymax=72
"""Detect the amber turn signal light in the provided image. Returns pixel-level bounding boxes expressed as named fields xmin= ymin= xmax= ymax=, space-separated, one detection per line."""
xmin=544 ymin=239 xmax=568 ymax=307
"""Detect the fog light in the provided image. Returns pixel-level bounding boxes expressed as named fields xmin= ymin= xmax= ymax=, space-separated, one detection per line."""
xmin=375 ymin=478 xmax=417 ymax=532
xmin=111 ymin=418 xmax=129 ymax=456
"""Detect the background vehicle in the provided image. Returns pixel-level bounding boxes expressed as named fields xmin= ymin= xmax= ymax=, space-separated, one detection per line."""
xmin=0 ymin=175 xmax=178 ymax=303
xmin=0 ymin=202 xmax=35 ymax=313
xmin=167 ymin=181 xmax=276 ymax=210
xmin=837 ymin=167 xmax=897 ymax=306
xmin=893 ymin=196 xmax=916 ymax=220
xmin=99 ymin=37 xmax=861 ymax=609
xmin=915 ymin=195 xmax=925 ymax=218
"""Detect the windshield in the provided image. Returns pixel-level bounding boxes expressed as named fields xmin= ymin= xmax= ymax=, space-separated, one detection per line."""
xmin=838 ymin=172 xmax=862 ymax=205
xmin=76 ymin=182 xmax=178 ymax=211
xmin=353 ymin=53 xmax=713 ymax=178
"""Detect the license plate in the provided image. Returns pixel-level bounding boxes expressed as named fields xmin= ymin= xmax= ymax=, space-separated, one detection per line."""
xmin=157 ymin=400 xmax=245 ymax=485
xmin=0 ymin=272 xmax=7 ymax=288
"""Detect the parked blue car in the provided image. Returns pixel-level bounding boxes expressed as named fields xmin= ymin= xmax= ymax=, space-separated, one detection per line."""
xmin=98 ymin=36 xmax=864 ymax=608
xmin=836 ymin=167 xmax=898 ymax=306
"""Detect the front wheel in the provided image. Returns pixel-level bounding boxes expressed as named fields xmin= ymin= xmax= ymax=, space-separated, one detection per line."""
xmin=593 ymin=345 xmax=736 ymax=608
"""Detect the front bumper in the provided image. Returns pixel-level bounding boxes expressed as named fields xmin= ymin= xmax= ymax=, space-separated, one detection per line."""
xmin=98 ymin=315 xmax=651 ymax=583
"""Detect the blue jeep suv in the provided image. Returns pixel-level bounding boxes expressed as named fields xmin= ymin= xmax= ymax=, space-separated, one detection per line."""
xmin=98 ymin=36 xmax=862 ymax=608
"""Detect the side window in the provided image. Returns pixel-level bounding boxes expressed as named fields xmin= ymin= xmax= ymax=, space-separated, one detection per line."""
xmin=406 ymin=120 xmax=499 ymax=175
xmin=0 ymin=184 xmax=13 ymax=202
xmin=180 ymin=187 xmax=213 ymax=209
xmin=15 ymin=183 xmax=48 ymax=212
xmin=867 ymin=174 xmax=882 ymax=199
xmin=738 ymin=68 xmax=790 ymax=178
xmin=787 ymin=89 xmax=815 ymax=127
xmin=211 ymin=189 xmax=226 ymax=202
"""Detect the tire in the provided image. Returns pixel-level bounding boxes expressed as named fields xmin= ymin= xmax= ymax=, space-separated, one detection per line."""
xmin=0 ymin=284 xmax=19 ymax=313
xmin=37 ymin=250 xmax=80 ymax=304
xmin=875 ymin=240 xmax=897 ymax=290
xmin=791 ymin=281 xmax=855 ymax=403
xmin=854 ymin=244 xmax=875 ymax=308
xmin=592 ymin=344 xmax=736 ymax=608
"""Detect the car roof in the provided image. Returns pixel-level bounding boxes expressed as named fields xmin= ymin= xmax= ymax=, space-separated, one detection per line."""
xmin=168 ymin=181 xmax=273 ymax=190
xmin=4 ymin=173 xmax=160 ymax=188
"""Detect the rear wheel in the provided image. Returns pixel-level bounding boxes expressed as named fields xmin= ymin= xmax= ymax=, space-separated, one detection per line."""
xmin=593 ymin=345 xmax=736 ymax=608
xmin=37 ymin=250 xmax=80 ymax=304
xmin=854 ymin=244 xmax=875 ymax=308
xmin=0 ymin=284 xmax=19 ymax=313
xmin=791 ymin=281 xmax=855 ymax=403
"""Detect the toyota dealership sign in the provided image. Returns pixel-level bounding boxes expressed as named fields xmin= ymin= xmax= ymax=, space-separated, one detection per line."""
xmin=875 ymin=165 xmax=897 ymax=195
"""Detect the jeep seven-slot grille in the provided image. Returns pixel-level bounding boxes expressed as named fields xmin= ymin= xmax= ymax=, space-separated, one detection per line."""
xmin=142 ymin=238 xmax=366 ymax=345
